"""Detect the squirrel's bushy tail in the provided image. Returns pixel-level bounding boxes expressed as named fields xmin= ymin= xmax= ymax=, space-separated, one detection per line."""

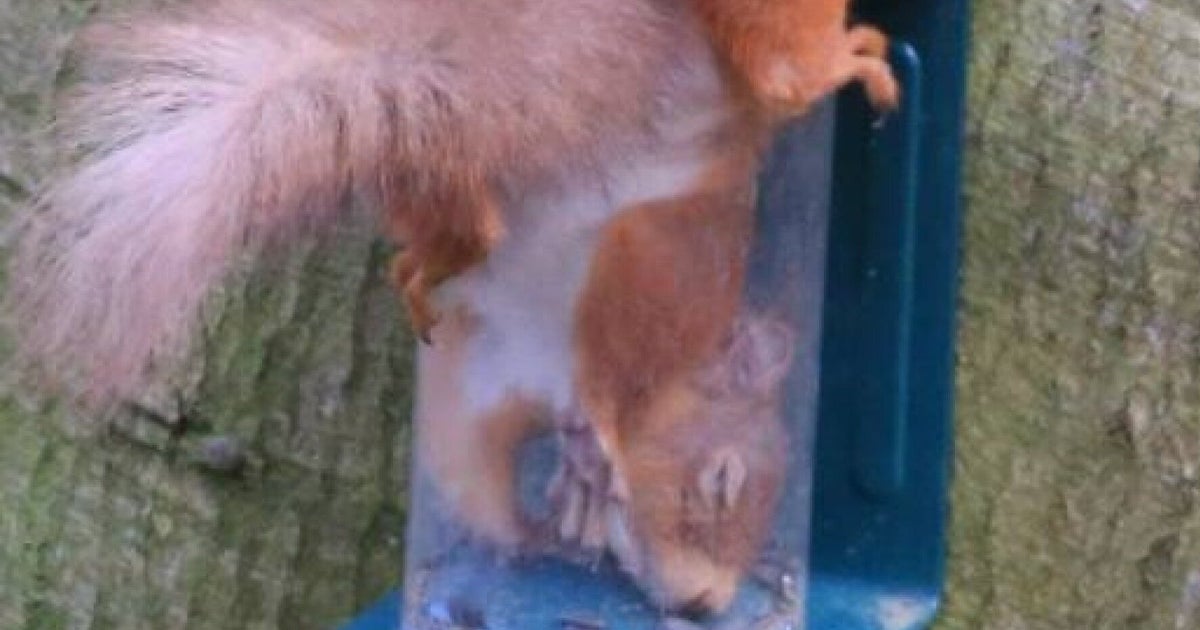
xmin=4 ymin=0 xmax=707 ymax=408
xmin=2 ymin=0 xmax=523 ymax=407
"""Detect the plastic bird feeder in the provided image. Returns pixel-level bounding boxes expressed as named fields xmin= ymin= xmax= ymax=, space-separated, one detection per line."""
xmin=341 ymin=1 xmax=969 ymax=627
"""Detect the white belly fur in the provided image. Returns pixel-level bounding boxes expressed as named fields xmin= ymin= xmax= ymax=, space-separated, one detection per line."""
xmin=437 ymin=126 xmax=720 ymax=417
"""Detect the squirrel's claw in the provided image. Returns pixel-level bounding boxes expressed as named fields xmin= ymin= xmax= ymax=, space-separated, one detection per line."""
xmin=392 ymin=252 xmax=442 ymax=344
xmin=404 ymin=287 xmax=440 ymax=345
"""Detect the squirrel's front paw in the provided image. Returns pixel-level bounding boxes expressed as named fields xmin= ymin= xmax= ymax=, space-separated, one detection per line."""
xmin=403 ymin=281 xmax=441 ymax=345
xmin=547 ymin=408 xmax=626 ymax=561
xmin=753 ymin=25 xmax=899 ymax=117
xmin=844 ymin=25 xmax=899 ymax=112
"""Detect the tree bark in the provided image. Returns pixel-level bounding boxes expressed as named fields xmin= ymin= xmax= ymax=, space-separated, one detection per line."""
xmin=0 ymin=3 xmax=413 ymax=629
xmin=940 ymin=1 xmax=1200 ymax=628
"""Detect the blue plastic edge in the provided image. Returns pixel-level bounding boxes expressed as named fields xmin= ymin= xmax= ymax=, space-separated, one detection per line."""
xmin=340 ymin=592 xmax=400 ymax=630
xmin=850 ymin=42 xmax=922 ymax=500
xmin=808 ymin=1 xmax=970 ymax=629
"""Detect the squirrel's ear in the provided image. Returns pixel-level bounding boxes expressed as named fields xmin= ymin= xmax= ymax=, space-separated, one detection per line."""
xmin=725 ymin=315 xmax=796 ymax=393
xmin=698 ymin=448 xmax=747 ymax=511
xmin=694 ymin=314 xmax=796 ymax=396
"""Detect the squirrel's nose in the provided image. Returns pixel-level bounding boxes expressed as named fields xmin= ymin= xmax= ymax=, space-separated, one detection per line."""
xmin=677 ymin=588 xmax=716 ymax=619
xmin=678 ymin=582 xmax=738 ymax=619
xmin=676 ymin=576 xmax=737 ymax=617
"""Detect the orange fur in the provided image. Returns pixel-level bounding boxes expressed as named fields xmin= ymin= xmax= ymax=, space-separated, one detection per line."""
xmin=411 ymin=93 xmax=785 ymax=612
xmin=570 ymin=143 xmax=763 ymax=508
xmin=554 ymin=314 xmax=796 ymax=613
xmin=692 ymin=0 xmax=899 ymax=114
xmin=387 ymin=181 xmax=506 ymax=342
xmin=615 ymin=314 xmax=794 ymax=613
xmin=421 ymin=305 xmax=795 ymax=614
xmin=398 ymin=0 xmax=901 ymax=338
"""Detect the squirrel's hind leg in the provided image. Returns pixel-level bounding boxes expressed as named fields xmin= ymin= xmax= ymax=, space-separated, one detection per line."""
xmin=389 ymin=178 xmax=506 ymax=342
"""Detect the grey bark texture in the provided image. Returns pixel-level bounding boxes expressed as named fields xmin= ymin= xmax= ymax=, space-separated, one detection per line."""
xmin=3 ymin=0 xmax=1200 ymax=629
xmin=0 ymin=2 xmax=413 ymax=629
xmin=940 ymin=1 xmax=1200 ymax=629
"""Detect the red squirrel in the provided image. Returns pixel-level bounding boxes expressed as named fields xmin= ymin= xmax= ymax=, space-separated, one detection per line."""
xmin=4 ymin=0 xmax=893 ymax=615
xmin=557 ymin=315 xmax=795 ymax=614
xmin=416 ymin=306 xmax=794 ymax=614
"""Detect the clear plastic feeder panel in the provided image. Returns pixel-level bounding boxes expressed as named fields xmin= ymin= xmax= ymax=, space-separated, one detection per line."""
xmin=401 ymin=105 xmax=836 ymax=630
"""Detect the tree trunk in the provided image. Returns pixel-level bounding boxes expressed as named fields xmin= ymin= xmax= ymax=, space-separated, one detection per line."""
xmin=939 ymin=1 xmax=1200 ymax=628
xmin=4 ymin=1 xmax=1200 ymax=629
xmin=0 ymin=3 xmax=413 ymax=629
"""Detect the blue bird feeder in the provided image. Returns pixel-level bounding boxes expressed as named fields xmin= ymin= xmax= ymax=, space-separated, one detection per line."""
xmin=340 ymin=1 xmax=968 ymax=628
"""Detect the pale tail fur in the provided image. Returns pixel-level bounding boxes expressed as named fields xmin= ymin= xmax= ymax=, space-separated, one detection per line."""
xmin=3 ymin=0 xmax=708 ymax=408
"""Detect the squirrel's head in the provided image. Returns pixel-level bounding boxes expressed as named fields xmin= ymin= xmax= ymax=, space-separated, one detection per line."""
xmin=608 ymin=314 xmax=795 ymax=616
